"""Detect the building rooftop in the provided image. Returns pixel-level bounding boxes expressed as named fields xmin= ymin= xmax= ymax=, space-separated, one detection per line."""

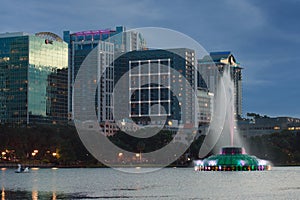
xmin=198 ymin=51 xmax=240 ymax=67
xmin=210 ymin=51 xmax=232 ymax=62
xmin=67 ymin=26 xmax=125 ymax=37
xmin=0 ymin=32 xmax=29 ymax=38
xmin=71 ymin=29 xmax=116 ymax=36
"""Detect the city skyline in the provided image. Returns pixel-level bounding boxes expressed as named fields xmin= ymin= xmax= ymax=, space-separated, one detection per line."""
xmin=1 ymin=0 xmax=299 ymax=118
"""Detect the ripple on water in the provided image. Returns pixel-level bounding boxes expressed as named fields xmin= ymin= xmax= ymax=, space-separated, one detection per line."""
xmin=2 ymin=189 xmax=173 ymax=199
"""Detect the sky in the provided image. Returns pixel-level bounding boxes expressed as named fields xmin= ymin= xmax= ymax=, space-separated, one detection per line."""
xmin=1 ymin=0 xmax=300 ymax=118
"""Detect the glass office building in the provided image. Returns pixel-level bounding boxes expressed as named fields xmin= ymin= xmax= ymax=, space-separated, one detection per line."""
xmin=0 ymin=32 xmax=68 ymax=125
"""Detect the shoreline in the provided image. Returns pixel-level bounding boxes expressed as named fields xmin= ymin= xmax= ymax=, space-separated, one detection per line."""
xmin=0 ymin=162 xmax=190 ymax=169
xmin=1 ymin=162 xmax=299 ymax=169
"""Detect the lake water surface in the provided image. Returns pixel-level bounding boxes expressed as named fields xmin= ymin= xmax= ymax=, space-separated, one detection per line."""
xmin=1 ymin=167 xmax=300 ymax=199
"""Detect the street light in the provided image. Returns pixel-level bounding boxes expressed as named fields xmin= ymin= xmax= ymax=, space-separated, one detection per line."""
xmin=1 ymin=152 xmax=6 ymax=160
xmin=136 ymin=153 xmax=141 ymax=162
xmin=121 ymin=119 xmax=126 ymax=126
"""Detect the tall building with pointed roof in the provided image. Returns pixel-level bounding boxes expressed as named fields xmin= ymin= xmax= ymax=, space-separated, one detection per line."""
xmin=198 ymin=51 xmax=243 ymax=118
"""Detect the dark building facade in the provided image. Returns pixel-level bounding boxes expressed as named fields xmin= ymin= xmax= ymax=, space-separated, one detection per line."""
xmin=239 ymin=116 xmax=300 ymax=136
xmin=114 ymin=48 xmax=197 ymax=127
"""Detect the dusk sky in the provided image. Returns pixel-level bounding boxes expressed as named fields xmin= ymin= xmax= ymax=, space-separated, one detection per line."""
xmin=1 ymin=0 xmax=299 ymax=118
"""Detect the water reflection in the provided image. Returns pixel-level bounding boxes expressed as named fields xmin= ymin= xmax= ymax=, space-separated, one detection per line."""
xmin=0 ymin=189 xmax=59 ymax=200
xmin=51 ymin=167 xmax=57 ymax=200
xmin=31 ymin=168 xmax=39 ymax=200
xmin=32 ymin=190 xmax=38 ymax=200
xmin=0 ymin=188 xmax=89 ymax=199
xmin=1 ymin=167 xmax=299 ymax=199
xmin=52 ymin=191 xmax=57 ymax=200
xmin=2 ymin=187 xmax=5 ymax=200
xmin=0 ymin=188 xmax=172 ymax=199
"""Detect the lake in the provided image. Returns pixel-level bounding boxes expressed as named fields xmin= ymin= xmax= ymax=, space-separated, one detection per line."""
xmin=1 ymin=167 xmax=300 ymax=199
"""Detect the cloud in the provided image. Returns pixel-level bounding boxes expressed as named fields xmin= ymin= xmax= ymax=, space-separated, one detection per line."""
xmin=225 ymin=0 xmax=266 ymax=29
xmin=0 ymin=0 xmax=164 ymax=34
xmin=0 ymin=0 xmax=299 ymax=117
xmin=244 ymin=79 xmax=273 ymax=87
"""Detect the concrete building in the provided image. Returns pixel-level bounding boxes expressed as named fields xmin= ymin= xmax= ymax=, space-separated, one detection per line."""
xmin=239 ymin=116 xmax=300 ymax=136
xmin=197 ymin=88 xmax=213 ymax=125
xmin=63 ymin=26 xmax=146 ymax=123
xmin=0 ymin=32 xmax=68 ymax=125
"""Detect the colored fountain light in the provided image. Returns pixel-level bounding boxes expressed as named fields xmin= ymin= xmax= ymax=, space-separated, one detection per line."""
xmin=194 ymin=147 xmax=272 ymax=171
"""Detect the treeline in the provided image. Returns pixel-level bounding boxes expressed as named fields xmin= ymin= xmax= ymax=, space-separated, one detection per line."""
xmin=246 ymin=131 xmax=300 ymax=165
xmin=0 ymin=124 xmax=299 ymax=166
xmin=0 ymin=125 xmax=97 ymax=166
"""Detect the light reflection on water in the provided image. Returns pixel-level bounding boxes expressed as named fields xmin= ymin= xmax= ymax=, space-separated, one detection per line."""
xmin=1 ymin=167 xmax=300 ymax=199
xmin=2 ymin=187 xmax=4 ymax=200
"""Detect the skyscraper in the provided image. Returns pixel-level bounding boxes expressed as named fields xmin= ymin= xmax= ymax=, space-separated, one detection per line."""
xmin=114 ymin=48 xmax=197 ymax=127
xmin=198 ymin=51 xmax=243 ymax=118
xmin=0 ymin=32 xmax=68 ymax=125
xmin=63 ymin=26 xmax=146 ymax=122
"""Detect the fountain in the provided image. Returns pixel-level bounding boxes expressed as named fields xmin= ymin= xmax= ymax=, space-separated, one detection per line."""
xmin=195 ymin=65 xmax=272 ymax=171
xmin=194 ymin=146 xmax=271 ymax=171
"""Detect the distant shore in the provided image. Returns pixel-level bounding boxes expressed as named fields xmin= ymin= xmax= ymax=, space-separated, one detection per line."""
xmin=1 ymin=125 xmax=300 ymax=168
xmin=0 ymin=164 xmax=191 ymax=169
xmin=1 ymin=162 xmax=299 ymax=169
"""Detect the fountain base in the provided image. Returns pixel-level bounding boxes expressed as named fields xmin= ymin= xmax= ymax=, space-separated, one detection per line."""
xmin=194 ymin=147 xmax=272 ymax=171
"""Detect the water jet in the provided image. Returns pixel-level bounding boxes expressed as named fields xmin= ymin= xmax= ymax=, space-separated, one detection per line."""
xmin=196 ymin=57 xmax=272 ymax=171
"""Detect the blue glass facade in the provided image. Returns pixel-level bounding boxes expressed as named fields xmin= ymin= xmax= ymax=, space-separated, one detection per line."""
xmin=0 ymin=35 xmax=28 ymax=124
xmin=0 ymin=32 xmax=68 ymax=125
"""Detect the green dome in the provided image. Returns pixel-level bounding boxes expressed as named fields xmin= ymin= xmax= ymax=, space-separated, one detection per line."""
xmin=204 ymin=154 xmax=259 ymax=166
xmin=194 ymin=147 xmax=272 ymax=171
